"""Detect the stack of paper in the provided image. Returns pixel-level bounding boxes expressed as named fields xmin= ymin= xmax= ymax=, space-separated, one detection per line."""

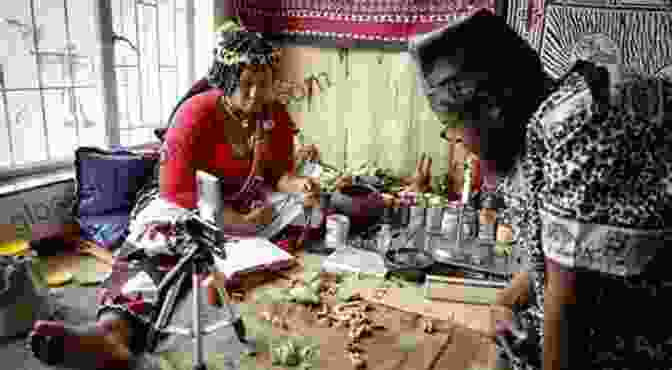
xmin=213 ymin=237 xmax=296 ymax=279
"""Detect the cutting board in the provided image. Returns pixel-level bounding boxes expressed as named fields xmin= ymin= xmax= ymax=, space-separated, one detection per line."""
xmin=351 ymin=282 xmax=494 ymax=335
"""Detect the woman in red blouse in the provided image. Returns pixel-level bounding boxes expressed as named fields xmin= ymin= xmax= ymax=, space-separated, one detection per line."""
xmin=28 ymin=19 xmax=319 ymax=369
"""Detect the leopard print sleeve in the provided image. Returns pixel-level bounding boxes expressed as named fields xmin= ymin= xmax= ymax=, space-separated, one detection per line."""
xmin=521 ymin=109 xmax=547 ymax=308
xmin=533 ymin=71 xmax=672 ymax=278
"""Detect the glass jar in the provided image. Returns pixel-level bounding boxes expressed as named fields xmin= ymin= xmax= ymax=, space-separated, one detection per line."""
xmin=478 ymin=193 xmax=499 ymax=244
xmin=425 ymin=207 xmax=445 ymax=234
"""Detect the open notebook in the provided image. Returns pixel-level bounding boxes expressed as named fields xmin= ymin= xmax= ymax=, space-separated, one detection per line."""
xmin=212 ymin=237 xmax=296 ymax=281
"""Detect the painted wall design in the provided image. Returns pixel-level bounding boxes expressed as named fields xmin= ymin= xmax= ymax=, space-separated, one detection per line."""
xmin=274 ymin=71 xmax=334 ymax=110
xmin=274 ymin=46 xmax=475 ymax=190
xmin=540 ymin=5 xmax=672 ymax=79
xmin=506 ymin=0 xmax=546 ymax=50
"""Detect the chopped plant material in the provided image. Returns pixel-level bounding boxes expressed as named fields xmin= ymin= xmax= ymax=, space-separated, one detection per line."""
xmin=310 ymin=279 xmax=322 ymax=293
xmin=317 ymin=317 xmax=332 ymax=327
xmin=257 ymin=286 xmax=292 ymax=304
xmin=494 ymin=242 xmax=513 ymax=257
xmin=348 ymin=351 xmax=367 ymax=369
xmin=373 ymin=287 xmax=388 ymax=300
xmin=300 ymin=344 xmax=319 ymax=362
xmin=346 ymin=342 xmax=363 ymax=354
xmin=397 ymin=335 xmax=420 ymax=352
xmin=422 ymin=318 xmax=436 ymax=334
xmin=290 ymin=278 xmax=302 ymax=287
xmin=271 ymin=316 xmax=288 ymax=330
xmin=270 ymin=337 xmax=319 ymax=368
xmin=303 ymin=270 xmax=321 ymax=284
xmin=289 ymin=286 xmax=321 ymax=305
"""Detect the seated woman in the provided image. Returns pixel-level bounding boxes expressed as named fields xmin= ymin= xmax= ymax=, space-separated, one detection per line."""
xmin=27 ymin=19 xmax=320 ymax=369
xmin=410 ymin=10 xmax=672 ymax=370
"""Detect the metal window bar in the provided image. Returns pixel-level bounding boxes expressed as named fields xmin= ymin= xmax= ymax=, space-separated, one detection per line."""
xmin=186 ymin=0 xmax=196 ymax=84
xmin=154 ymin=0 xmax=164 ymax=129
xmin=0 ymin=65 xmax=16 ymax=167
xmin=119 ymin=124 xmax=165 ymax=130
xmin=134 ymin=0 xmax=145 ymax=124
xmin=173 ymin=0 xmax=178 ymax=105
xmin=98 ymin=0 xmax=121 ymax=147
xmin=29 ymin=0 xmax=52 ymax=161
xmin=120 ymin=1 xmax=132 ymax=131
xmin=62 ymin=0 xmax=81 ymax=147
xmin=108 ymin=0 xmax=197 ymax=149
xmin=1 ymin=85 xmax=98 ymax=92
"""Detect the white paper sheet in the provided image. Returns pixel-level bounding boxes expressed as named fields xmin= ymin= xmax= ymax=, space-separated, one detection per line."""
xmin=256 ymin=192 xmax=306 ymax=239
xmin=322 ymin=246 xmax=388 ymax=275
xmin=213 ymin=237 xmax=295 ymax=279
xmin=298 ymin=161 xmax=322 ymax=178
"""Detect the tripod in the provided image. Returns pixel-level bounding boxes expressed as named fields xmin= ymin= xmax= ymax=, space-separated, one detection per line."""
xmin=144 ymin=214 xmax=252 ymax=370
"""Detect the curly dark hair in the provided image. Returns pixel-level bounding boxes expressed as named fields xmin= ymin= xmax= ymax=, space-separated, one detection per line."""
xmin=207 ymin=30 xmax=278 ymax=96
xmin=160 ymin=30 xmax=278 ymax=138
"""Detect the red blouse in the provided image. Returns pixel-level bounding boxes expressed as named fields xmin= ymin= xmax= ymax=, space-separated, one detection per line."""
xmin=159 ymin=88 xmax=296 ymax=210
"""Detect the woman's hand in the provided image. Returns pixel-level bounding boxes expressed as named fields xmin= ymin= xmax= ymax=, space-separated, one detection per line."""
xmin=495 ymin=271 xmax=530 ymax=308
xmin=487 ymin=271 xmax=530 ymax=339
xmin=334 ymin=175 xmax=353 ymax=191
xmin=403 ymin=153 xmax=433 ymax=193
xmin=296 ymin=176 xmax=321 ymax=208
xmin=243 ymin=204 xmax=274 ymax=225
xmin=296 ymin=143 xmax=320 ymax=162
xmin=488 ymin=305 xmax=515 ymax=339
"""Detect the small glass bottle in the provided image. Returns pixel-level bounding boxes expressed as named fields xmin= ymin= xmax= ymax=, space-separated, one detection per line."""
xmin=377 ymin=224 xmax=392 ymax=252
xmin=478 ymin=193 xmax=499 ymax=244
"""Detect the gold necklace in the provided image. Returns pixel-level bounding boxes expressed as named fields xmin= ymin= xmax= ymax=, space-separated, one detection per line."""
xmin=220 ymin=96 xmax=254 ymax=159
xmin=222 ymin=96 xmax=250 ymax=128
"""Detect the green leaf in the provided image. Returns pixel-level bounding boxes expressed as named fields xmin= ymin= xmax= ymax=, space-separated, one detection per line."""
xmin=397 ymin=335 xmax=420 ymax=352
xmin=289 ymin=286 xmax=321 ymax=304
xmin=303 ymin=270 xmax=321 ymax=284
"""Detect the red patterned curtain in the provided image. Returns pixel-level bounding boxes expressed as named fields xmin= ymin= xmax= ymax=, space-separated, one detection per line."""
xmin=232 ymin=0 xmax=497 ymax=49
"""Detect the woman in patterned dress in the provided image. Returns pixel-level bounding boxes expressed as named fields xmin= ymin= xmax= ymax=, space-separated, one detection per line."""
xmin=26 ymin=19 xmax=322 ymax=369
xmin=410 ymin=9 xmax=672 ymax=370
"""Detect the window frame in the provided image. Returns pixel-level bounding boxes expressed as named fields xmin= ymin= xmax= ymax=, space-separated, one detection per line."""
xmin=0 ymin=0 xmax=198 ymax=182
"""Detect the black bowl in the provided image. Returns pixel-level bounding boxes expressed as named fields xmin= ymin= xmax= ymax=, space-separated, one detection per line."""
xmin=384 ymin=248 xmax=435 ymax=283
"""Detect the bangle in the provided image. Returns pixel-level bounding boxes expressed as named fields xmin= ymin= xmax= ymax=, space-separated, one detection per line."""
xmin=253 ymin=135 xmax=267 ymax=144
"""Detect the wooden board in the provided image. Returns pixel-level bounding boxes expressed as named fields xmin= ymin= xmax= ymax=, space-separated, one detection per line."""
xmin=351 ymin=283 xmax=494 ymax=335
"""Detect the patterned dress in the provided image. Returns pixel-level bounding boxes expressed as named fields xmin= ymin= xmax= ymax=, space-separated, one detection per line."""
xmin=496 ymin=65 xmax=672 ymax=370
xmin=93 ymin=91 xmax=305 ymax=354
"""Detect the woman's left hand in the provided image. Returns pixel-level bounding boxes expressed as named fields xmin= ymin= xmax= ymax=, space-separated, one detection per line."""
xmin=297 ymin=176 xmax=321 ymax=208
xmin=296 ymin=144 xmax=320 ymax=162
